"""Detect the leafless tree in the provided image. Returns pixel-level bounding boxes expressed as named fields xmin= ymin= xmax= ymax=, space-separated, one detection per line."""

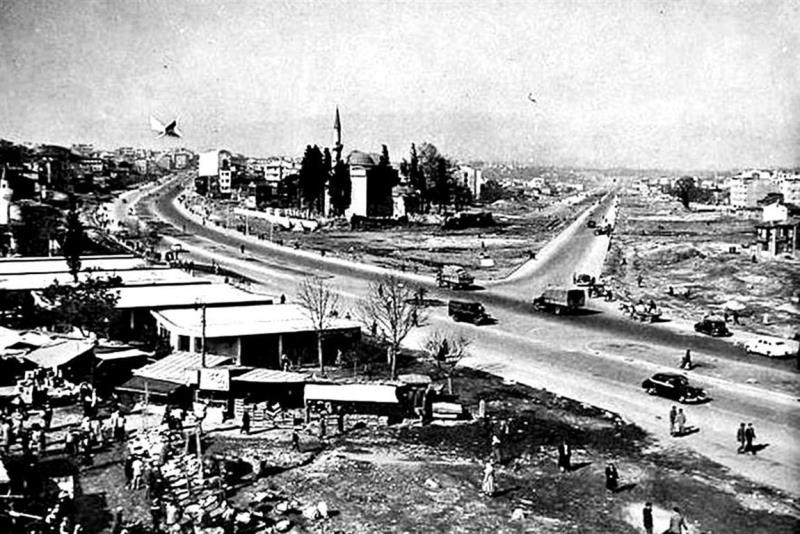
xmin=297 ymin=276 xmax=340 ymax=374
xmin=422 ymin=330 xmax=471 ymax=394
xmin=359 ymin=274 xmax=425 ymax=379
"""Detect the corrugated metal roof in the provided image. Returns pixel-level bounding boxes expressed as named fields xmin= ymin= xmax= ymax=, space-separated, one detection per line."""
xmin=152 ymin=304 xmax=361 ymax=338
xmin=233 ymin=368 xmax=309 ymax=384
xmin=24 ymin=339 xmax=95 ymax=369
xmin=134 ymin=351 xmax=231 ymax=385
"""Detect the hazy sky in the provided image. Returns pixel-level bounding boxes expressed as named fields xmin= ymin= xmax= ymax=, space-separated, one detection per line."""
xmin=0 ymin=0 xmax=798 ymax=169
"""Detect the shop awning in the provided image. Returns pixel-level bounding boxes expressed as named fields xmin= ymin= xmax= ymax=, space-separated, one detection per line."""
xmin=24 ymin=339 xmax=94 ymax=370
xmin=116 ymin=376 xmax=184 ymax=398
xmin=134 ymin=351 xmax=231 ymax=385
xmin=233 ymin=368 xmax=309 ymax=384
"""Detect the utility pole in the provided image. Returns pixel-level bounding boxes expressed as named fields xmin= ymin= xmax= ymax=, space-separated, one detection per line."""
xmin=195 ymin=299 xmax=207 ymax=368
xmin=201 ymin=302 xmax=207 ymax=369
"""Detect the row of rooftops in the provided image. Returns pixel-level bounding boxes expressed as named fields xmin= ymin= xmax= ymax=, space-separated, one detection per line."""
xmin=0 ymin=253 xmax=360 ymax=340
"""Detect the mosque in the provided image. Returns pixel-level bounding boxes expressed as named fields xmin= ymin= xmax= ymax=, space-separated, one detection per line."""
xmin=330 ymin=108 xmax=396 ymax=218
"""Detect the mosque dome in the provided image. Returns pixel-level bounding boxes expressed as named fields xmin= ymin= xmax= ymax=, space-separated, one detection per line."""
xmin=347 ymin=150 xmax=379 ymax=167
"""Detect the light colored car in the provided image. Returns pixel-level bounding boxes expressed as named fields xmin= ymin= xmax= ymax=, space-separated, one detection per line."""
xmin=743 ymin=337 xmax=799 ymax=358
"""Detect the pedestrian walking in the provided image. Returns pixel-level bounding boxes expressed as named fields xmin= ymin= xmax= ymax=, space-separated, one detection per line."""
xmin=675 ymin=409 xmax=687 ymax=436
xmin=744 ymin=423 xmax=756 ymax=454
xmin=732 ymin=310 xmax=740 ymax=325
xmin=115 ymin=412 xmax=127 ymax=442
xmin=481 ymin=461 xmax=496 ymax=497
xmin=131 ymin=456 xmax=143 ymax=490
xmin=491 ymin=433 xmax=502 ymax=464
xmin=736 ymin=422 xmax=746 ymax=453
xmin=291 ymin=429 xmax=300 ymax=451
xmin=669 ymin=406 xmax=677 ymax=436
xmin=42 ymin=403 xmax=53 ymax=431
xmin=240 ymin=244 xmax=245 ymax=254
xmin=124 ymin=455 xmax=134 ymax=488
xmin=280 ymin=294 xmax=286 ymax=304
xmin=642 ymin=502 xmax=653 ymax=534
xmin=667 ymin=507 xmax=688 ymax=533
xmin=241 ymin=410 xmax=250 ymax=435
xmin=557 ymin=440 xmax=571 ymax=473
xmin=680 ymin=349 xmax=692 ymax=370
xmin=604 ymin=462 xmax=619 ymax=492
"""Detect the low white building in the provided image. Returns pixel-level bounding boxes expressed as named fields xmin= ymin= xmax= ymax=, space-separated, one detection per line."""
xmin=151 ymin=303 xmax=361 ymax=368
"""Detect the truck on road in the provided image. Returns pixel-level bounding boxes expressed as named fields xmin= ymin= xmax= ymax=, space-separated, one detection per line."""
xmin=436 ymin=265 xmax=474 ymax=289
xmin=448 ymin=300 xmax=490 ymax=325
xmin=532 ymin=288 xmax=586 ymax=315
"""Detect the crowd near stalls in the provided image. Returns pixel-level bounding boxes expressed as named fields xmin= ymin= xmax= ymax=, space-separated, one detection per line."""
xmin=0 ymin=255 xmax=468 ymax=532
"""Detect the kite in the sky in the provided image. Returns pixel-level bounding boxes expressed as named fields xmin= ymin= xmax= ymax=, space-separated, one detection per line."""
xmin=150 ymin=115 xmax=182 ymax=138
xmin=527 ymin=93 xmax=537 ymax=104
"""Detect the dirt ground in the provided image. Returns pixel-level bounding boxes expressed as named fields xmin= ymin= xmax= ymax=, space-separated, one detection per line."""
xmin=182 ymin=191 xmax=602 ymax=281
xmin=602 ymin=191 xmax=800 ymax=339
xmin=42 ymin=352 xmax=797 ymax=534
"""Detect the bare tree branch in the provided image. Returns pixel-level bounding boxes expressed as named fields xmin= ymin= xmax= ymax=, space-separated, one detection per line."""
xmin=422 ymin=330 xmax=471 ymax=393
xmin=358 ymin=274 xmax=425 ymax=379
xmin=297 ymin=276 xmax=341 ymax=373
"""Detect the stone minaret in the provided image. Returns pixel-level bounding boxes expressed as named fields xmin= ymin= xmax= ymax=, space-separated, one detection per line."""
xmin=333 ymin=107 xmax=343 ymax=164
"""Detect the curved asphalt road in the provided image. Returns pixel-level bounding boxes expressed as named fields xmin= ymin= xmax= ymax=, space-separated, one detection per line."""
xmin=130 ymin=176 xmax=799 ymax=496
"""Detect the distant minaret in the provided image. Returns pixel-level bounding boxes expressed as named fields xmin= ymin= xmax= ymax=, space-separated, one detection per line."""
xmin=333 ymin=107 xmax=343 ymax=164
xmin=0 ymin=166 xmax=12 ymax=226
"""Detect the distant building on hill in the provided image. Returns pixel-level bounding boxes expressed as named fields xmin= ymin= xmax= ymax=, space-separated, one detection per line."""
xmin=729 ymin=170 xmax=780 ymax=209
xmin=197 ymin=149 xmax=233 ymax=197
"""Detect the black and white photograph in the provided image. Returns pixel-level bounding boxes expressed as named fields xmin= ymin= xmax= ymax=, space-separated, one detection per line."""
xmin=0 ymin=1 xmax=798 ymax=532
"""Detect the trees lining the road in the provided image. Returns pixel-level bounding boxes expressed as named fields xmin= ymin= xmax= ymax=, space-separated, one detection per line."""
xmin=297 ymin=275 xmax=341 ymax=374
xmin=359 ymin=275 xmax=425 ymax=380
xmin=299 ymin=145 xmax=327 ymax=213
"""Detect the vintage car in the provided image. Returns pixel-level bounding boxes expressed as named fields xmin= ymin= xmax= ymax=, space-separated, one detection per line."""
xmin=641 ymin=373 xmax=707 ymax=403
xmin=573 ymin=273 xmax=594 ymax=287
xmin=694 ymin=317 xmax=731 ymax=337
xmin=587 ymin=219 xmax=597 ymax=228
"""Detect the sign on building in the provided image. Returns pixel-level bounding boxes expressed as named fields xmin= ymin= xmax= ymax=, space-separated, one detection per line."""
xmin=198 ymin=368 xmax=231 ymax=392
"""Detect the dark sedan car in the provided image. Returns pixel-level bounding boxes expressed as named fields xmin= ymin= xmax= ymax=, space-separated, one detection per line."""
xmin=641 ymin=372 xmax=707 ymax=403
xmin=694 ymin=318 xmax=731 ymax=337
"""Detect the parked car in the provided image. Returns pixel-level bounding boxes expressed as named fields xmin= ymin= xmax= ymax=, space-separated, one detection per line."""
xmin=448 ymin=300 xmax=490 ymax=325
xmin=694 ymin=317 xmax=731 ymax=337
xmin=641 ymin=373 xmax=707 ymax=403
xmin=742 ymin=337 xmax=799 ymax=358
xmin=573 ymin=273 xmax=593 ymax=286
xmin=587 ymin=219 xmax=597 ymax=228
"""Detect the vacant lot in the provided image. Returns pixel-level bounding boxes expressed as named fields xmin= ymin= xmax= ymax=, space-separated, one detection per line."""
xmin=184 ymin=192 xmax=602 ymax=281
xmin=603 ymin=191 xmax=800 ymax=340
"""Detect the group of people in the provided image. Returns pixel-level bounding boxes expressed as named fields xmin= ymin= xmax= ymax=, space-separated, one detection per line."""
xmin=0 ymin=403 xmax=53 ymax=457
xmin=668 ymin=405 xmax=689 ymax=437
xmin=736 ymin=422 xmax=758 ymax=454
xmin=64 ymin=409 xmax=127 ymax=465
xmin=642 ymin=502 xmax=690 ymax=534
